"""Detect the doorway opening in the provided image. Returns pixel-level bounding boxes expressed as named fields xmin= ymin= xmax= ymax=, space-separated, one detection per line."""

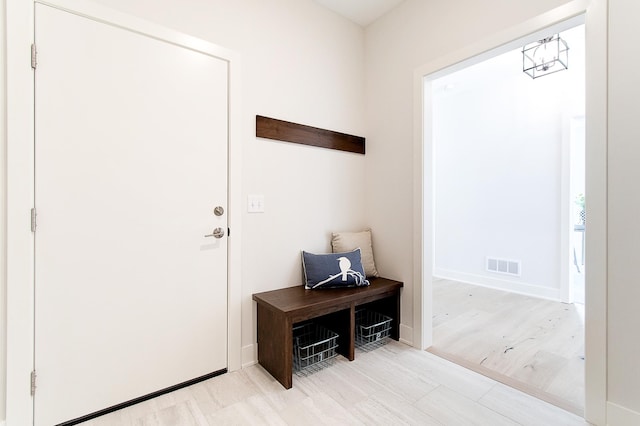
xmin=425 ymin=21 xmax=585 ymax=416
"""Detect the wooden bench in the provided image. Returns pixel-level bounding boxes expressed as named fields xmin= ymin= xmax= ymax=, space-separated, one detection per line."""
xmin=252 ymin=277 xmax=403 ymax=389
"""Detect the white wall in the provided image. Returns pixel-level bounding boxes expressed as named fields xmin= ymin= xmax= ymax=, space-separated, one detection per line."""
xmin=1 ymin=0 xmax=367 ymax=421
xmin=608 ymin=0 xmax=640 ymax=416
xmin=432 ymin=27 xmax=585 ymax=300
xmin=364 ymin=0 xmax=576 ymax=344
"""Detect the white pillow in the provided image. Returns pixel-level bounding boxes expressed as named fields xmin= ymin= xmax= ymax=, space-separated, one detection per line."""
xmin=331 ymin=229 xmax=379 ymax=278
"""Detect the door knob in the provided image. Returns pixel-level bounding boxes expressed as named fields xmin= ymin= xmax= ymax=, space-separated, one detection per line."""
xmin=204 ymin=227 xmax=225 ymax=238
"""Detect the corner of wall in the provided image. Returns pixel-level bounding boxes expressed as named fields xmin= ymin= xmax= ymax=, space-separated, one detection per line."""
xmin=241 ymin=344 xmax=257 ymax=369
xmin=399 ymin=324 xmax=413 ymax=346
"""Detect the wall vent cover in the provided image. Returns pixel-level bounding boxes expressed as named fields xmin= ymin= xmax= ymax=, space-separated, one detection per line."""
xmin=486 ymin=257 xmax=521 ymax=276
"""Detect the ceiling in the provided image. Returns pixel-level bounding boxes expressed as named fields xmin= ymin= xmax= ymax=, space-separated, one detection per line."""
xmin=313 ymin=0 xmax=405 ymax=27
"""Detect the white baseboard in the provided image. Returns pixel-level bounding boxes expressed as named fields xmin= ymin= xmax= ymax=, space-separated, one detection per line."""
xmin=399 ymin=324 xmax=413 ymax=346
xmin=434 ymin=268 xmax=561 ymax=301
xmin=241 ymin=344 xmax=257 ymax=368
xmin=608 ymin=402 xmax=640 ymax=426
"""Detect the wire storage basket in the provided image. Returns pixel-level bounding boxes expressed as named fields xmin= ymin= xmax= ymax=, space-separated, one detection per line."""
xmin=355 ymin=309 xmax=392 ymax=350
xmin=293 ymin=323 xmax=339 ymax=375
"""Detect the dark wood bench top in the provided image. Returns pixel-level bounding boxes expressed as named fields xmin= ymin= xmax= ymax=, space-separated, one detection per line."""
xmin=252 ymin=277 xmax=403 ymax=320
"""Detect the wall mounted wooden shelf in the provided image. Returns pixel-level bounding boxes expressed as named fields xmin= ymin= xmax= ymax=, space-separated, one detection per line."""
xmin=256 ymin=115 xmax=365 ymax=154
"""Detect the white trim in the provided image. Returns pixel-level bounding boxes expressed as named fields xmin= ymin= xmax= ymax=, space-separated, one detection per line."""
xmin=241 ymin=344 xmax=258 ymax=369
xmin=413 ymin=0 xmax=607 ymax=425
xmin=412 ymin=59 xmax=431 ymax=351
xmin=583 ymin=1 xmax=608 ymax=424
xmin=434 ymin=269 xmax=562 ymax=302
xmin=7 ymin=0 xmax=243 ymax=424
xmin=607 ymin=402 xmax=640 ymax=426
xmin=226 ymin=29 xmax=243 ymax=375
xmin=0 ymin=0 xmax=8 ymax=421
xmin=36 ymin=0 xmax=237 ymax=60
xmin=6 ymin=0 xmax=36 ymax=424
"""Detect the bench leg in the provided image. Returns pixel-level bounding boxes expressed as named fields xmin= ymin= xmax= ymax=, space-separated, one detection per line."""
xmin=257 ymin=306 xmax=293 ymax=389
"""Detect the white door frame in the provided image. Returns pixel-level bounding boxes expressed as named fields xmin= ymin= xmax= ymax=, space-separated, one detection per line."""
xmin=412 ymin=0 xmax=607 ymax=424
xmin=5 ymin=0 xmax=243 ymax=424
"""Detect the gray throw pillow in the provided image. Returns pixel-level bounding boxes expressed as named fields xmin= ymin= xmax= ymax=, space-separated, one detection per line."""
xmin=331 ymin=229 xmax=379 ymax=277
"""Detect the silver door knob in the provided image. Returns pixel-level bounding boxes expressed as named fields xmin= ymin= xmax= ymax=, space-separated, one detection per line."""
xmin=204 ymin=227 xmax=225 ymax=238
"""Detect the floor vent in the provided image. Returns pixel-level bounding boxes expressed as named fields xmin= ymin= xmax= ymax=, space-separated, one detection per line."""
xmin=486 ymin=257 xmax=521 ymax=276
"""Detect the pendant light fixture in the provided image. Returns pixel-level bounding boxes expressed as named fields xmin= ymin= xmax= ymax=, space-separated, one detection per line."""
xmin=522 ymin=34 xmax=569 ymax=79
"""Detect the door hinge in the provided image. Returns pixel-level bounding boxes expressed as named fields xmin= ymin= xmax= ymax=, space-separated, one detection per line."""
xmin=30 ymin=370 xmax=37 ymax=396
xmin=31 ymin=43 xmax=37 ymax=69
xmin=31 ymin=208 xmax=37 ymax=232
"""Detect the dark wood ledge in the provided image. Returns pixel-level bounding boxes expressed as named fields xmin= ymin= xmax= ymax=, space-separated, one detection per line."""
xmin=256 ymin=115 xmax=365 ymax=154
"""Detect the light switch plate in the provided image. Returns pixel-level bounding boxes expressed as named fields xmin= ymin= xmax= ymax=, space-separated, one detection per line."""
xmin=247 ymin=194 xmax=265 ymax=213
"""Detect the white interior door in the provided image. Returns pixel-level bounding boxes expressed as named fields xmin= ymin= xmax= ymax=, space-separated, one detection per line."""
xmin=34 ymin=5 xmax=229 ymax=425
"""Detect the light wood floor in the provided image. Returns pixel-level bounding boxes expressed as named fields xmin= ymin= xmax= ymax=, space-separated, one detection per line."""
xmin=81 ymin=341 xmax=587 ymax=425
xmin=431 ymin=278 xmax=585 ymax=416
